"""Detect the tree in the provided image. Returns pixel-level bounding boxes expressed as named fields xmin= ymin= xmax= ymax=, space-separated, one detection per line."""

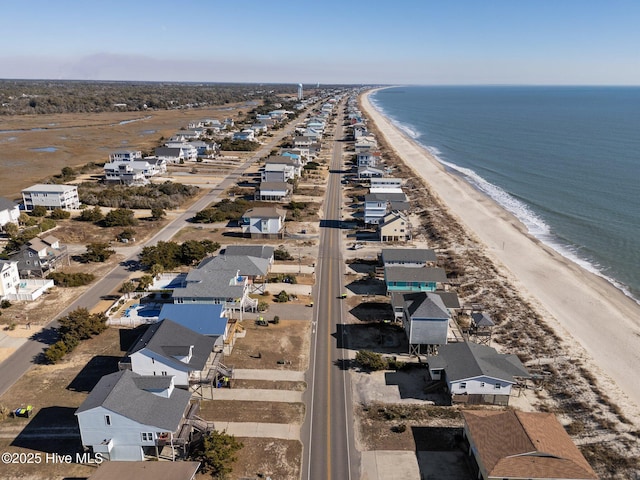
xmin=120 ymin=280 xmax=136 ymax=298
xmin=116 ymin=228 xmax=136 ymax=242
xmin=78 ymin=205 xmax=104 ymax=222
xmin=180 ymin=240 xmax=207 ymax=265
xmin=137 ymin=274 xmax=154 ymax=291
xmin=83 ymin=242 xmax=115 ymax=262
xmin=3 ymin=222 xmax=18 ymax=237
xmin=104 ymin=208 xmax=137 ymax=227
xmin=274 ymin=247 xmax=293 ymax=261
xmin=150 ymin=263 xmax=164 ymax=279
xmin=139 ymin=241 xmax=182 ymax=270
xmin=191 ymin=430 xmax=243 ymax=478
xmin=355 ymin=350 xmax=388 ymax=372
xmin=150 ymin=207 xmax=166 ymax=220
xmin=58 ymin=308 xmax=107 ymax=341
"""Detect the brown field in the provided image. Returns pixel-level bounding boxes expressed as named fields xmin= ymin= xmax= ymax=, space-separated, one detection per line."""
xmin=0 ymin=104 xmax=247 ymax=199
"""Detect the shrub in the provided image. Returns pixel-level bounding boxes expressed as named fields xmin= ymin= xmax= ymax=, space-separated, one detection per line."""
xmin=47 ymin=272 xmax=95 ymax=287
xmin=257 ymin=300 xmax=268 ymax=312
xmin=104 ymin=208 xmax=137 ymax=227
xmin=49 ymin=208 xmax=70 ymax=219
xmin=355 ymin=350 xmax=387 ymax=371
xmin=0 ymin=300 xmax=11 ymax=309
xmin=78 ymin=205 xmax=104 ymax=222
xmin=30 ymin=205 xmax=48 ymax=217
xmin=274 ymin=290 xmax=290 ymax=303
xmin=273 ymin=315 xmax=280 ymax=324
xmin=274 ymin=248 xmax=293 ymax=261
xmin=39 ymin=218 xmax=57 ymax=232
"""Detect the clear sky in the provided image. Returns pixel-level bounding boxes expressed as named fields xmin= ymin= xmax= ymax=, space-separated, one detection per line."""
xmin=2 ymin=0 xmax=640 ymax=85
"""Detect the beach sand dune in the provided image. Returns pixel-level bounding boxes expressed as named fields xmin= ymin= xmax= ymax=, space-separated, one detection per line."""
xmin=361 ymin=89 xmax=640 ymax=424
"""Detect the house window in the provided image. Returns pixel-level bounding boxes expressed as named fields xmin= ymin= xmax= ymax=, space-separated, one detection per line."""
xmin=459 ymin=382 xmax=467 ymax=390
xmin=480 ymin=382 xmax=485 ymax=388
xmin=141 ymin=432 xmax=153 ymax=442
xmin=161 ymin=371 xmax=168 ymax=376
xmin=494 ymin=383 xmax=501 ymax=389
xmin=105 ymin=415 xmax=111 ymax=426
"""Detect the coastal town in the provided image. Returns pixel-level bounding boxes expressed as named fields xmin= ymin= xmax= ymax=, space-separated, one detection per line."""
xmin=0 ymin=83 xmax=639 ymax=480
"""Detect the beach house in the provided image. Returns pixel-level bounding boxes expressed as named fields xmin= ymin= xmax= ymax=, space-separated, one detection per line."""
xmin=10 ymin=235 xmax=69 ymax=278
xmin=426 ymin=342 xmax=530 ymax=405
xmin=399 ymin=291 xmax=450 ymax=355
xmin=381 ymin=248 xmax=437 ymax=268
xmin=257 ymin=181 xmax=291 ymax=202
xmin=462 ymin=410 xmax=598 ymax=480
xmin=75 ymin=370 xmax=197 ymax=461
xmin=21 ymin=184 xmax=80 ymax=211
xmin=384 ymin=265 xmax=447 ymax=293
xmin=123 ymin=319 xmax=218 ymax=388
xmin=241 ymin=207 xmax=286 ymax=239
xmin=378 ymin=212 xmax=412 ymax=243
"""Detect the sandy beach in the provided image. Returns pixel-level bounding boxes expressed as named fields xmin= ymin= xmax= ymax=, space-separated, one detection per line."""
xmin=361 ymin=89 xmax=640 ymax=424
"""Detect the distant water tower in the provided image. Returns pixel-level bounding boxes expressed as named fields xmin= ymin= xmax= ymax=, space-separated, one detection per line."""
xmin=297 ymin=83 xmax=303 ymax=101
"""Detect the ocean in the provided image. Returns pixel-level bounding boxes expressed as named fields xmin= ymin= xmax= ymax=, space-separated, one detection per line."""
xmin=370 ymin=86 xmax=640 ymax=301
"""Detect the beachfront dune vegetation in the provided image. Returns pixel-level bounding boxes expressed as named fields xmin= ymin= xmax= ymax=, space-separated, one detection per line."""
xmin=79 ymin=181 xmax=199 ymax=210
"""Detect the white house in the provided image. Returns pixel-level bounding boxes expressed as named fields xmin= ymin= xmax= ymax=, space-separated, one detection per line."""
xmin=126 ymin=319 xmax=217 ymax=388
xmin=0 ymin=260 xmax=20 ymax=300
xmin=241 ymin=207 xmax=286 ymax=238
xmin=258 ymin=182 xmax=291 ymax=201
xmin=0 ymin=197 xmax=20 ymax=231
xmin=232 ymin=129 xmax=255 ymax=141
xmin=262 ymin=163 xmax=296 ymax=182
xmin=109 ymin=150 xmax=142 ymax=162
xmin=370 ymin=177 xmax=403 ymax=189
xmin=364 ymin=192 xmax=409 ymax=225
xmin=21 ymin=184 xmax=80 ymax=211
xmin=427 ymin=342 xmax=531 ymax=405
xmin=75 ymin=370 xmax=195 ymax=461
xmin=357 ymin=151 xmax=380 ymax=167
xmin=155 ymin=145 xmax=197 ymax=163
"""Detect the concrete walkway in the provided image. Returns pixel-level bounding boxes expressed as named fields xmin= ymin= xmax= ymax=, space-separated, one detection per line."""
xmin=212 ymin=388 xmax=303 ymax=403
xmin=233 ymin=369 xmax=306 ymax=382
xmin=212 ymin=421 xmax=301 ymax=440
xmin=361 ymin=451 xmax=420 ymax=480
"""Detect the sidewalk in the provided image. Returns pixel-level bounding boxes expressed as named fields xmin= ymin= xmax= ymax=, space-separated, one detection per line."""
xmin=233 ymin=369 xmax=306 ymax=382
xmin=211 ymin=421 xmax=300 ymax=440
xmin=212 ymin=388 xmax=303 ymax=403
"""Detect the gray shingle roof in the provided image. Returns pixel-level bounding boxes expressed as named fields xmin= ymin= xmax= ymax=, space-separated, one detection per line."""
xmin=75 ymin=370 xmax=192 ymax=431
xmin=382 ymin=248 xmax=437 ymax=264
xmin=242 ymin=207 xmax=286 ymax=219
xmin=427 ymin=342 xmax=530 ymax=383
xmin=0 ymin=197 xmax=17 ymax=211
xmin=404 ymin=292 xmax=450 ymax=319
xmin=223 ymin=245 xmax=274 ymax=260
xmin=385 ymin=266 xmax=447 ymax=283
xmin=128 ymin=319 xmax=216 ymax=371
xmin=199 ymin=254 xmax=269 ymax=277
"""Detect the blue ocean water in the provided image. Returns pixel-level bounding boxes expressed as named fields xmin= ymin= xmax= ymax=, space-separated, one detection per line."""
xmin=370 ymin=86 xmax=640 ymax=301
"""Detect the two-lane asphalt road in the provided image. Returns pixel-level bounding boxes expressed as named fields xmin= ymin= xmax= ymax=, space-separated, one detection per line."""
xmin=0 ymin=106 xmax=314 ymax=398
xmin=303 ymin=100 xmax=359 ymax=480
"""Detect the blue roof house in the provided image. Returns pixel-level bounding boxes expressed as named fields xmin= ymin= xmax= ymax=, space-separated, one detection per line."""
xmin=158 ymin=304 xmax=229 ymax=345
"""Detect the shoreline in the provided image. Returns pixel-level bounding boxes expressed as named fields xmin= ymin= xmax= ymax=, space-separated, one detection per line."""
xmin=361 ymin=88 xmax=640 ymax=422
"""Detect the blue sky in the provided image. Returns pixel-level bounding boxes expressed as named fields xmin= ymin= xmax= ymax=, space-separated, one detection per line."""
xmin=2 ymin=0 xmax=640 ymax=85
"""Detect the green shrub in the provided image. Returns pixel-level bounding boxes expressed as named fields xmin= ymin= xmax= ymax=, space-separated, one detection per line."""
xmin=47 ymin=272 xmax=95 ymax=287
xmin=49 ymin=208 xmax=71 ymax=219
xmin=355 ymin=350 xmax=387 ymax=371
xmin=274 ymin=290 xmax=290 ymax=303
xmin=0 ymin=300 xmax=11 ymax=309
